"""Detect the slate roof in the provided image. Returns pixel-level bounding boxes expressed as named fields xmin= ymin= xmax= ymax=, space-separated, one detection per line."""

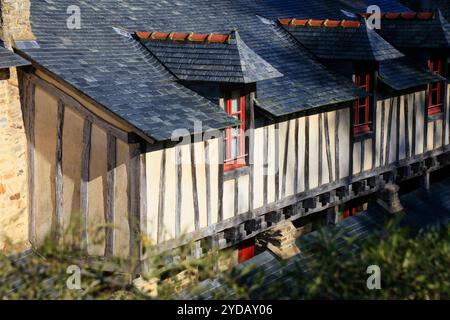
xmin=139 ymin=30 xmax=283 ymax=84
xmin=280 ymin=19 xmax=404 ymax=62
xmin=185 ymin=174 xmax=450 ymax=299
xmin=0 ymin=43 xmax=30 ymax=69
xmin=350 ymin=0 xmax=412 ymax=12
xmin=17 ymin=0 xmax=367 ymax=137
xmin=379 ymin=57 xmax=445 ymax=91
xmin=377 ymin=10 xmax=450 ymax=48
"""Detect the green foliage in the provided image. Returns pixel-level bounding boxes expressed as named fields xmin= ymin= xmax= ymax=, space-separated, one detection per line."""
xmin=0 ymin=221 xmax=449 ymax=300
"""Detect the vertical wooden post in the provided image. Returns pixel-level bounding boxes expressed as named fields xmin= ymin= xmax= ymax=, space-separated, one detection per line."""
xmin=80 ymin=119 xmax=92 ymax=253
xmin=54 ymin=99 xmax=65 ymax=243
xmin=157 ymin=147 xmax=166 ymax=243
xmin=26 ymin=78 xmax=37 ymax=245
xmin=128 ymin=143 xmax=141 ymax=262
xmin=105 ymin=133 xmax=116 ymax=257
xmin=175 ymin=144 xmax=182 ymax=237
xmin=190 ymin=143 xmax=200 ymax=231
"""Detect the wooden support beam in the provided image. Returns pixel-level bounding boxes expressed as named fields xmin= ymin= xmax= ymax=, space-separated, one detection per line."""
xmin=404 ymin=95 xmax=410 ymax=158
xmin=54 ymin=99 xmax=65 ymax=243
xmin=281 ymin=120 xmax=290 ymax=198
xmin=385 ymin=97 xmax=395 ymax=166
xmin=105 ymin=133 xmax=116 ymax=257
xmin=175 ymin=144 xmax=182 ymax=237
xmin=412 ymin=94 xmax=417 ymax=156
xmin=335 ymin=110 xmax=340 ymax=180
xmin=190 ymin=143 xmax=200 ymax=231
xmin=218 ymin=136 xmax=224 ymax=222
xmin=274 ymin=123 xmax=280 ymax=200
xmin=80 ymin=119 xmax=92 ymax=252
xmin=263 ymin=125 xmax=268 ymax=205
xmin=324 ymin=113 xmax=333 ymax=182
xmin=128 ymin=143 xmax=141 ymax=261
xmin=304 ymin=117 xmax=310 ymax=190
xmin=396 ymin=95 xmax=401 ymax=162
xmin=157 ymin=148 xmax=166 ymax=243
xmin=294 ymin=119 xmax=299 ymax=194
xmin=318 ymin=113 xmax=323 ymax=185
xmin=26 ymin=79 xmax=37 ymax=245
xmin=380 ymin=100 xmax=385 ymax=166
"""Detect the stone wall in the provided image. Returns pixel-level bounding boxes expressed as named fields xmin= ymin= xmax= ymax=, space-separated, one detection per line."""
xmin=0 ymin=0 xmax=34 ymax=252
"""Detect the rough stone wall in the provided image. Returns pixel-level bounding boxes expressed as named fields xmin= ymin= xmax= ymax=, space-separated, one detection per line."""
xmin=0 ymin=0 xmax=34 ymax=252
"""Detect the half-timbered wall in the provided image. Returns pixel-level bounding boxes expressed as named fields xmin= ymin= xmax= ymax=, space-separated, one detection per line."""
xmin=144 ymin=87 xmax=450 ymax=251
xmin=22 ymin=72 xmax=139 ymax=259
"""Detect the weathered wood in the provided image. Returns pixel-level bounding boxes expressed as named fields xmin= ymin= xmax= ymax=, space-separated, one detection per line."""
xmin=444 ymin=85 xmax=449 ymax=147
xmin=190 ymin=143 xmax=200 ymax=231
xmin=371 ymin=71 xmax=379 ymax=170
xmin=404 ymin=95 xmax=410 ymax=158
xmin=175 ymin=144 xmax=182 ymax=237
xmin=218 ymin=136 xmax=224 ymax=222
xmin=139 ymin=145 xmax=148 ymax=253
xmin=424 ymin=89 xmax=429 ymax=153
xmin=396 ymin=95 xmax=401 ymax=162
xmin=304 ymin=117 xmax=310 ymax=190
xmin=293 ymin=118 xmax=299 ymax=193
xmin=54 ymin=99 xmax=65 ymax=243
xmin=80 ymin=120 xmax=92 ymax=252
xmin=385 ymin=97 xmax=395 ymax=166
xmin=157 ymin=148 xmax=167 ymax=243
xmin=26 ymin=80 xmax=37 ymax=244
xmin=318 ymin=113 xmax=323 ymax=185
xmin=105 ymin=133 xmax=116 ymax=257
xmin=263 ymin=125 xmax=268 ymax=205
xmin=412 ymin=94 xmax=417 ymax=156
xmin=204 ymin=140 xmax=212 ymax=226
xmin=360 ymin=138 xmax=365 ymax=174
xmin=281 ymin=120 xmax=290 ymax=197
xmin=128 ymin=143 xmax=141 ymax=260
xmin=234 ymin=178 xmax=239 ymax=216
xmin=249 ymin=94 xmax=255 ymax=211
xmin=29 ymin=74 xmax=130 ymax=142
xmin=274 ymin=123 xmax=280 ymax=200
xmin=380 ymin=100 xmax=385 ymax=166
xmin=324 ymin=113 xmax=333 ymax=182
xmin=335 ymin=110 xmax=340 ymax=180
xmin=349 ymin=105 xmax=354 ymax=176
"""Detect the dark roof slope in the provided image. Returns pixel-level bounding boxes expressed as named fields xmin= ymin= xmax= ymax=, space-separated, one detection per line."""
xmin=280 ymin=19 xmax=403 ymax=62
xmin=379 ymin=57 xmax=445 ymax=91
xmin=350 ymin=0 xmax=411 ymax=12
xmin=19 ymin=0 xmax=364 ymax=135
xmin=377 ymin=11 xmax=450 ymax=48
xmin=0 ymin=44 xmax=30 ymax=69
xmin=139 ymin=30 xmax=283 ymax=83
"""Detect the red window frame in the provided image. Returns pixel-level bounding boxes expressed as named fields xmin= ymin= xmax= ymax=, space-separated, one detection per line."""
xmin=238 ymin=240 xmax=255 ymax=263
xmin=353 ymin=71 xmax=373 ymax=135
xmin=428 ymin=58 xmax=444 ymax=116
xmin=224 ymin=91 xmax=247 ymax=171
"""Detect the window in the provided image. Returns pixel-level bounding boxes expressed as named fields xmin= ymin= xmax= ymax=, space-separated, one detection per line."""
xmin=428 ymin=57 xmax=444 ymax=116
xmin=237 ymin=239 xmax=255 ymax=263
xmin=224 ymin=90 xmax=247 ymax=171
xmin=353 ymin=71 xmax=373 ymax=135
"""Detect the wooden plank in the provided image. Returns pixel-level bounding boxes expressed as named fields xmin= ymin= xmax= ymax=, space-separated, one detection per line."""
xmin=282 ymin=120 xmax=290 ymax=197
xmin=349 ymin=105 xmax=354 ymax=176
xmin=324 ymin=113 xmax=333 ymax=182
xmin=424 ymin=89 xmax=429 ymax=153
xmin=274 ymin=123 xmax=280 ymax=200
xmin=204 ymin=140 xmax=212 ymax=226
xmin=318 ymin=113 xmax=323 ymax=185
xmin=304 ymin=117 xmax=310 ymax=190
xmin=234 ymin=178 xmax=239 ymax=217
xmin=218 ymin=136 xmax=224 ymax=221
xmin=412 ymin=94 xmax=417 ymax=156
xmin=360 ymin=138 xmax=365 ymax=174
xmin=404 ymin=95 xmax=410 ymax=158
xmin=334 ymin=110 xmax=340 ymax=180
xmin=157 ymin=148 xmax=166 ymax=243
xmin=54 ymin=100 xmax=65 ymax=243
xmin=190 ymin=143 xmax=200 ymax=231
xmin=263 ymin=126 xmax=268 ymax=205
xmin=294 ymin=118 xmax=299 ymax=193
xmin=29 ymin=74 xmax=130 ymax=142
xmin=396 ymin=95 xmax=401 ymax=162
xmin=249 ymin=94 xmax=255 ymax=211
xmin=128 ymin=143 xmax=141 ymax=260
xmin=175 ymin=144 xmax=182 ymax=237
xmin=371 ymin=72 xmax=378 ymax=170
xmin=80 ymin=120 xmax=92 ymax=252
xmin=139 ymin=145 xmax=148 ymax=253
xmin=26 ymin=80 xmax=37 ymax=244
xmin=385 ymin=97 xmax=394 ymax=166
xmin=380 ymin=100 xmax=385 ymax=166
xmin=105 ymin=134 xmax=116 ymax=257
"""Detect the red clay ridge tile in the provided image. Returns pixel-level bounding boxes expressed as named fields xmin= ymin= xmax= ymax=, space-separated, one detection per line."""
xmin=291 ymin=19 xmax=308 ymax=26
xmin=417 ymin=12 xmax=434 ymax=20
xmin=307 ymin=19 xmax=324 ymax=27
xmin=341 ymin=20 xmax=361 ymax=28
xmin=323 ymin=19 xmax=341 ymax=28
xmin=361 ymin=12 xmax=434 ymax=20
xmin=208 ymin=34 xmax=230 ymax=43
xmin=278 ymin=18 xmax=292 ymax=26
xmin=136 ymin=31 xmax=230 ymax=44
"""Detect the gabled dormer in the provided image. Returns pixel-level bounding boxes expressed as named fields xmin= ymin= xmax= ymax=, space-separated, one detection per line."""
xmin=135 ymin=29 xmax=283 ymax=171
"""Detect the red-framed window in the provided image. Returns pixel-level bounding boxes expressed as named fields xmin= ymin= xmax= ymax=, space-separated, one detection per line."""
xmin=428 ymin=58 xmax=444 ymax=116
xmin=353 ymin=71 xmax=373 ymax=135
xmin=224 ymin=90 xmax=247 ymax=171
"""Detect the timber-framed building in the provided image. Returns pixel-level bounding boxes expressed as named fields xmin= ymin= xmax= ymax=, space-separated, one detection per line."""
xmin=0 ymin=0 xmax=450 ymax=269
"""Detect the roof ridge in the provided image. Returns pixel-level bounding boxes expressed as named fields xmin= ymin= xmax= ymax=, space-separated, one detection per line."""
xmin=277 ymin=18 xmax=361 ymax=28
xmin=135 ymin=31 xmax=231 ymax=44
xmin=360 ymin=12 xmax=435 ymax=20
